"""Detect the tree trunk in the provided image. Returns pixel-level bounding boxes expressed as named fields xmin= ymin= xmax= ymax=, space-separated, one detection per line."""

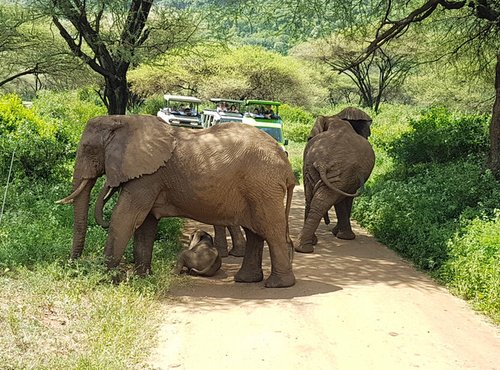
xmin=104 ymin=75 xmax=129 ymax=115
xmin=489 ymin=54 xmax=500 ymax=180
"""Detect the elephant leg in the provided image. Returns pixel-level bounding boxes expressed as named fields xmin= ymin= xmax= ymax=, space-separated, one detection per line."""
xmin=104 ymin=187 xmax=154 ymax=269
xmin=332 ymin=197 xmax=356 ymax=240
xmin=133 ymin=213 xmax=159 ymax=275
xmin=234 ymin=228 xmax=264 ymax=283
xmin=303 ymin=172 xmax=320 ymax=246
xmin=228 ymin=226 xmax=246 ymax=257
xmin=213 ymin=225 xmax=229 ymax=257
xmin=264 ymin=231 xmax=295 ymax=288
xmin=296 ymin=187 xmax=337 ymax=253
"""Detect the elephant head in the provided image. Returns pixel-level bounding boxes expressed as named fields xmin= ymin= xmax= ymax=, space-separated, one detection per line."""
xmin=308 ymin=107 xmax=372 ymax=140
xmin=57 ymin=115 xmax=176 ymax=258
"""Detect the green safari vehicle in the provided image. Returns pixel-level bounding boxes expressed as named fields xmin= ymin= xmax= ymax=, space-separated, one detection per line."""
xmin=242 ymin=100 xmax=288 ymax=152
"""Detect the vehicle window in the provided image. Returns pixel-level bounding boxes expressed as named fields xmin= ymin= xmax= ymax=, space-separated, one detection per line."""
xmin=257 ymin=127 xmax=283 ymax=142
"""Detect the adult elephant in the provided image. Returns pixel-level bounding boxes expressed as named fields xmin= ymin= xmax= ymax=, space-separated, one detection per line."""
xmin=57 ymin=115 xmax=295 ymax=288
xmin=295 ymin=115 xmax=375 ymax=253
xmin=309 ymin=107 xmax=373 ymax=236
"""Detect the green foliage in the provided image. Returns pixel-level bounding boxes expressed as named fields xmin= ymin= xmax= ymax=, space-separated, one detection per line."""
xmin=130 ymin=45 xmax=327 ymax=107
xmin=439 ymin=212 xmax=500 ymax=322
xmin=134 ymin=95 xmax=165 ymax=115
xmin=281 ymin=104 xmax=314 ymax=142
xmin=0 ymin=94 xmax=71 ymax=181
xmin=354 ymin=157 xmax=499 ymax=270
xmin=388 ymin=107 xmax=489 ymax=165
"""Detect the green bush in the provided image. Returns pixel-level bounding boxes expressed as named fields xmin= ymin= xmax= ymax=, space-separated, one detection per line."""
xmin=353 ymin=157 xmax=500 ymax=271
xmin=133 ymin=95 xmax=164 ymax=115
xmin=32 ymin=90 xmax=106 ymax=144
xmin=388 ymin=107 xmax=489 ymax=165
xmin=0 ymin=94 xmax=72 ymax=181
xmin=280 ymin=104 xmax=314 ymax=142
xmin=439 ymin=212 xmax=500 ymax=322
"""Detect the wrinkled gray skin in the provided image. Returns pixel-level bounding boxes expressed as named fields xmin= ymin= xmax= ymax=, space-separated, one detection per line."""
xmin=173 ymin=230 xmax=222 ymax=277
xmin=296 ymin=116 xmax=375 ymax=253
xmin=308 ymin=109 xmax=373 ymax=238
xmin=214 ymin=225 xmax=246 ymax=257
xmin=57 ymin=115 xmax=295 ymax=288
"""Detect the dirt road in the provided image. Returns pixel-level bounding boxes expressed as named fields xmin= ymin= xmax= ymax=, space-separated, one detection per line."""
xmin=149 ymin=188 xmax=500 ymax=370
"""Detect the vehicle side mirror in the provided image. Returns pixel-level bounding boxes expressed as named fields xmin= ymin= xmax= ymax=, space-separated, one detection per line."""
xmin=284 ymin=139 xmax=289 ymax=146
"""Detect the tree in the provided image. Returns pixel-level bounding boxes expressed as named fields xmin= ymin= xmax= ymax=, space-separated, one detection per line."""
xmin=292 ymin=33 xmax=417 ymax=112
xmin=0 ymin=4 xmax=87 ymax=93
xmin=129 ymin=45 xmax=326 ymax=107
xmin=345 ymin=0 xmax=500 ymax=178
xmin=32 ymin=0 xmax=199 ymax=114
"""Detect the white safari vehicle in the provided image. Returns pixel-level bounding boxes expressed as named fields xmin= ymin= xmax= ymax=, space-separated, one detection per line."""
xmin=201 ymin=98 xmax=244 ymax=128
xmin=157 ymin=94 xmax=203 ymax=129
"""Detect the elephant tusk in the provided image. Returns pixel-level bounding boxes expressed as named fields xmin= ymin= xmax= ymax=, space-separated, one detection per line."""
xmin=55 ymin=179 xmax=89 ymax=204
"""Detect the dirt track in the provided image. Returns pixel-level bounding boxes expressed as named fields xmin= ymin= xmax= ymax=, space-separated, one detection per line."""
xmin=149 ymin=188 xmax=500 ymax=370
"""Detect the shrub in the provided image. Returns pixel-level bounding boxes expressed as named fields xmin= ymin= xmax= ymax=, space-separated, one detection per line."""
xmin=0 ymin=94 xmax=71 ymax=181
xmin=280 ymin=104 xmax=314 ymax=142
xmin=353 ymin=157 xmax=500 ymax=270
xmin=439 ymin=212 xmax=500 ymax=322
xmin=387 ymin=107 xmax=489 ymax=165
xmin=134 ymin=95 xmax=164 ymax=115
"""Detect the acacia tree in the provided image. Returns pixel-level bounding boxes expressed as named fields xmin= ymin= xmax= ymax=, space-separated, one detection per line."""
xmin=347 ymin=0 xmax=500 ymax=178
xmin=292 ymin=34 xmax=416 ymax=112
xmin=33 ymin=0 xmax=198 ymax=114
xmin=0 ymin=4 xmax=84 ymax=91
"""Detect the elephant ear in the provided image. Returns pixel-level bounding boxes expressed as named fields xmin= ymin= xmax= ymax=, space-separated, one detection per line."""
xmin=104 ymin=116 xmax=176 ymax=187
xmin=308 ymin=116 xmax=327 ymax=140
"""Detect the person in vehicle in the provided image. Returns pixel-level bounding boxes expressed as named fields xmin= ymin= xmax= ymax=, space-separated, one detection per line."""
xmin=229 ymin=104 xmax=238 ymax=113
xmin=264 ymin=107 xmax=275 ymax=119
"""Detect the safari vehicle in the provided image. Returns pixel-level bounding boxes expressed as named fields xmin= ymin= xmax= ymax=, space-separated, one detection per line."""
xmin=157 ymin=94 xmax=203 ymax=129
xmin=242 ymin=100 xmax=288 ymax=150
xmin=201 ymin=98 xmax=244 ymax=128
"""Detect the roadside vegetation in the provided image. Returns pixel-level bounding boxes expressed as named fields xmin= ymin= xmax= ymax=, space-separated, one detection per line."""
xmin=1 ymin=0 xmax=499 ymax=367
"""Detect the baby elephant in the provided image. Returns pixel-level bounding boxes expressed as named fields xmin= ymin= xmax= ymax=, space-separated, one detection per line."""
xmin=173 ymin=229 xmax=222 ymax=277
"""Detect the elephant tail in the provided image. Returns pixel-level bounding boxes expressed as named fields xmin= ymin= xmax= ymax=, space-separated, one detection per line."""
xmin=95 ymin=185 xmax=119 ymax=229
xmin=285 ymin=181 xmax=294 ymax=262
xmin=316 ymin=167 xmax=363 ymax=198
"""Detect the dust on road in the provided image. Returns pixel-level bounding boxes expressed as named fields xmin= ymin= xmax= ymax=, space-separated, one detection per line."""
xmin=149 ymin=188 xmax=500 ymax=370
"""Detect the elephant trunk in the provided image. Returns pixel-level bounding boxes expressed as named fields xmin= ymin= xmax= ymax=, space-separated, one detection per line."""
xmin=70 ymin=178 xmax=97 ymax=259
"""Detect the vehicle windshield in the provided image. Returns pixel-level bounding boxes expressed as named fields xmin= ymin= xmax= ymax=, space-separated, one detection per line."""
xmin=167 ymin=102 xmax=200 ymax=116
xmin=257 ymin=126 xmax=283 ymax=142
xmin=245 ymin=104 xmax=279 ymax=119
xmin=213 ymin=101 xmax=242 ymax=113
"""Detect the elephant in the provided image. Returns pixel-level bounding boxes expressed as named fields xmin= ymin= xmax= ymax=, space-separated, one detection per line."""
xmin=173 ymin=229 xmax=221 ymax=277
xmin=295 ymin=115 xmax=375 ymax=253
xmin=57 ymin=115 xmax=296 ymax=288
xmin=308 ymin=107 xmax=373 ymax=234
xmin=94 ymin=186 xmax=246 ymax=258
xmin=213 ymin=225 xmax=246 ymax=257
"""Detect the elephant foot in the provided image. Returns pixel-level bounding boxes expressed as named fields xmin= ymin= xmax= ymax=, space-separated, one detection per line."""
xmin=336 ymin=230 xmax=356 ymax=240
xmin=312 ymin=234 xmax=318 ymax=246
xmin=295 ymin=243 xmax=314 ymax=253
xmin=331 ymin=224 xmax=340 ymax=236
xmin=234 ymin=268 xmax=263 ymax=283
xmin=228 ymin=245 xmax=245 ymax=257
xmin=265 ymin=271 xmax=295 ymax=288
xmin=135 ymin=264 xmax=152 ymax=276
